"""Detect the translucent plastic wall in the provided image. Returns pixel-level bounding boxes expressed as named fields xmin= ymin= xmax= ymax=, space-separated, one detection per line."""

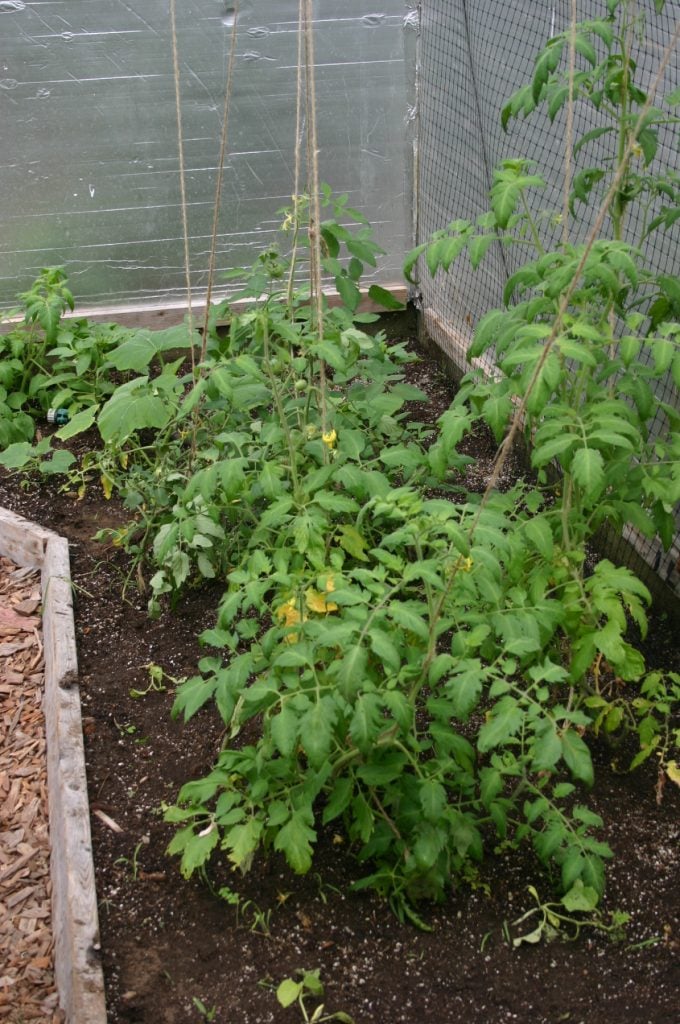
xmin=0 ymin=1 xmax=414 ymax=310
xmin=416 ymin=0 xmax=680 ymax=594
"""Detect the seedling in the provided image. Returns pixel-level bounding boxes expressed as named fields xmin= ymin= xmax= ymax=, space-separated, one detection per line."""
xmin=114 ymin=835 xmax=150 ymax=881
xmin=275 ymin=969 xmax=354 ymax=1023
xmin=192 ymin=996 xmax=217 ymax=1022
xmin=509 ymin=883 xmax=630 ymax=947
xmin=217 ymin=884 xmax=272 ymax=936
xmin=113 ymin=718 xmax=138 ymax=737
xmin=129 ymin=662 xmax=169 ymax=699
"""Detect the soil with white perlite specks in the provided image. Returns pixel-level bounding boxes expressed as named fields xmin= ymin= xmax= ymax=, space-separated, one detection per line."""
xmin=0 ymin=319 xmax=678 ymax=1024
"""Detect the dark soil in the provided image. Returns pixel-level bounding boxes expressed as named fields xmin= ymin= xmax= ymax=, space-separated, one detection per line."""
xmin=0 ymin=324 xmax=678 ymax=1024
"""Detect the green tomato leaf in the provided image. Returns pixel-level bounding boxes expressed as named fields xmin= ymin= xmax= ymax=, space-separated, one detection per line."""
xmin=468 ymin=233 xmax=497 ymax=270
xmin=560 ymin=728 xmax=594 ymax=787
xmin=419 ymin=779 xmax=447 ymax=824
xmin=336 ymin=275 xmax=361 ymax=313
xmin=322 ymin=777 xmax=354 ymax=825
xmin=524 ymin=516 xmax=554 ymax=560
xmin=561 ymin=881 xmax=600 ymax=913
xmin=349 ymin=692 xmax=383 ymax=752
xmin=273 ymin=808 xmax=316 ymax=874
xmin=532 ymin=722 xmax=562 ymax=771
xmin=172 ymin=823 xmax=220 ymax=879
xmin=570 ymin=447 xmax=604 ymax=498
xmin=270 ymin=704 xmax=299 ymax=758
xmin=338 ymin=644 xmax=368 ymax=700
xmin=478 ymin=697 xmax=524 ymax=752
xmin=367 ymin=284 xmax=404 ymax=311
xmin=447 ymin=659 xmax=484 ymax=720
xmin=300 ymin=697 xmax=338 ymax=768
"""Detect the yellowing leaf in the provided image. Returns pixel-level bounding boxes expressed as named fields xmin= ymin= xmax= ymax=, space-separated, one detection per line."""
xmin=101 ymin=474 xmax=113 ymax=500
xmin=276 ymin=597 xmax=300 ymax=625
xmin=305 ymin=588 xmax=339 ymax=615
xmin=275 ymin=597 xmax=308 ymax=643
xmin=666 ymin=760 xmax=680 ymax=787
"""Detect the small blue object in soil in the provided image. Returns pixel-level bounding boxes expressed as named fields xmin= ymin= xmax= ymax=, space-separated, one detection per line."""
xmin=47 ymin=408 xmax=69 ymax=426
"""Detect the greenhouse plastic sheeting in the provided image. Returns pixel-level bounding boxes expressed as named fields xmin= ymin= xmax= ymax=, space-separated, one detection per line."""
xmin=416 ymin=0 xmax=680 ymax=594
xmin=0 ymin=0 xmax=413 ymax=309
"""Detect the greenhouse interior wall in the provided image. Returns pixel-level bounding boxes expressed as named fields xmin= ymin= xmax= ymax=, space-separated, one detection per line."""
xmin=416 ymin=0 xmax=680 ymax=601
xmin=1 ymin=0 xmax=679 ymax=599
xmin=0 ymin=0 xmax=415 ymax=312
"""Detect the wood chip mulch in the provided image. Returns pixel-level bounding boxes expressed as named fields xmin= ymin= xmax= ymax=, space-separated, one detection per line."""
xmin=0 ymin=555 xmax=62 ymax=1023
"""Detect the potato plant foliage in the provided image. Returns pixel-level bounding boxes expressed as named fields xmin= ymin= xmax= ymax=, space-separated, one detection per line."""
xmin=0 ymin=0 xmax=678 ymax=924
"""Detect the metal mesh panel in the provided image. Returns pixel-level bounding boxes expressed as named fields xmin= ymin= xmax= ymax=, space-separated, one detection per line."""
xmin=417 ymin=0 xmax=680 ymax=595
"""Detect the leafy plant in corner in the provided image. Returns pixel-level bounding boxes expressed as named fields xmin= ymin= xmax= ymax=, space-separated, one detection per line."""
xmin=410 ymin=0 xmax=679 ymax=772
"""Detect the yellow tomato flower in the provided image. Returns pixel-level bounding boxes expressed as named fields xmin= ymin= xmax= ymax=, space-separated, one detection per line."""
xmin=322 ymin=429 xmax=337 ymax=449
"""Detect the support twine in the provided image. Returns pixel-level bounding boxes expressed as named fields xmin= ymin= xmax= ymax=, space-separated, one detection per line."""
xmin=301 ymin=0 xmax=329 ymax=439
xmin=169 ymin=0 xmax=196 ymax=379
xmin=200 ymin=1 xmax=240 ymax=362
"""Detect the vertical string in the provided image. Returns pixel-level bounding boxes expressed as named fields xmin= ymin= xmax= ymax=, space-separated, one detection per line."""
xmin=169 ymin=0 xmax=195 ymax=379
xmin=200 ymin=1 xmax=240 ymax=361
xmin=285 ymin=0 xmax=307 ymax=308
xmin=293 ymin=0 xmax=305 ymax=207
xmin=562 ymin=0 xmax=578 ymax=246
xmin=302 ymin=0 xmax=328 ymax=438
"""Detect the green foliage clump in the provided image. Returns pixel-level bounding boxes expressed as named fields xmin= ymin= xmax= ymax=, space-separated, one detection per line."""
xmin=0 ymin=0 xmax=677 ymax=927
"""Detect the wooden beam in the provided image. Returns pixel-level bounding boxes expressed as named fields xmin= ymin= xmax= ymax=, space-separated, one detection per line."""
xmin=0 ymin=508 xmax=107 ymax=1024
xmin=0 ymin=507 xmax=50 ymax=567
xmin=1 ymin=283 xmax=409 ymax=332
xmin=42 ymin=537 xmax=79 ymax=690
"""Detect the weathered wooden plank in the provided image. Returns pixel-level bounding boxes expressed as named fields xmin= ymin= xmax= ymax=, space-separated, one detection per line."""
xmin=1 ymin=283 xmax=409 ymax=332
xmin=43 ymin=663 xmax=107 ymax=1024
xmin=41 ymin=531 xmax=107 ymax=1024
xmin=0 ymin=507 xmax=51 ymax=568
xmin=0 ymin=506 xmax=107 ymax=1023
xmin=42 ymin=538 xmax=78 ymax=690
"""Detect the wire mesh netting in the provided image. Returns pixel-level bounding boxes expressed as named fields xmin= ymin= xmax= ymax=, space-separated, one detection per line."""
xmin=416 ymin=0 xmax=680 ymax=595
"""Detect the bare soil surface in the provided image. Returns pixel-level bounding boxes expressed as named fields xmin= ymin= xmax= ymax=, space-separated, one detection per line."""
xmin=0 ymin=328 xmax=678 ymax=1024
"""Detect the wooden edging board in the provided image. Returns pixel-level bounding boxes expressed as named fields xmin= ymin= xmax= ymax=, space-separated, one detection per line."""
xmin=1 ymin=283 xmax=410 ymax=333
xmin=0 ymin=507 xmax=107 ymax=1024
